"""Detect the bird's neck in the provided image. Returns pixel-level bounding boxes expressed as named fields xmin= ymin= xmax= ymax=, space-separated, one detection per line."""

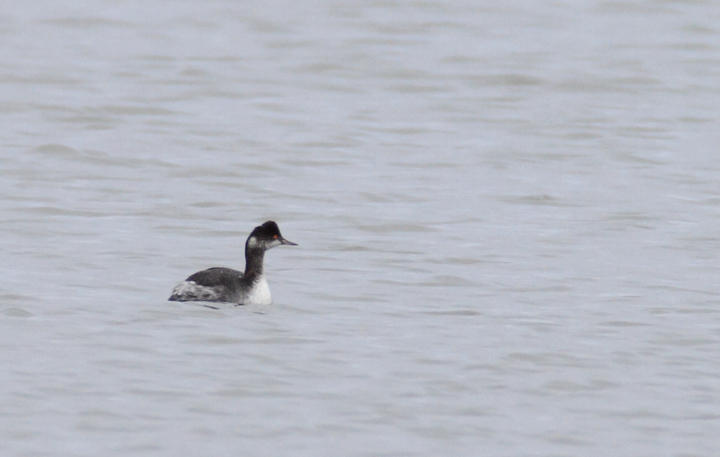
xmin=244 ymin=247 xmax=265 ymax=279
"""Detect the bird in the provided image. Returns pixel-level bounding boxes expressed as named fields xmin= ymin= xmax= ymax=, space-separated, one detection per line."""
xmin=169 ymin=221 xmax=296 ymax=305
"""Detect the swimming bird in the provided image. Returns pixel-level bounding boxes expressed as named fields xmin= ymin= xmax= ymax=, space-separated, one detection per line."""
xmin=169 ymin=221 xmax=297 ymax=305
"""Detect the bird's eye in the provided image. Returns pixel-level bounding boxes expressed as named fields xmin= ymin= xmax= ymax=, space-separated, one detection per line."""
xmin=273 ymin=235 xmax=278 ymax=239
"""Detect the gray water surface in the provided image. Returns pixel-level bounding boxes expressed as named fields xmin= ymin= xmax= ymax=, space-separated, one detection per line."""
xmin=2 ymin=1 xmax=720 ymax=456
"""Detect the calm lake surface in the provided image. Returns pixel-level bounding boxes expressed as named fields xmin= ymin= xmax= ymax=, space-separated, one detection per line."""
xmin=2 ymin=1 xmax=720 ymax=456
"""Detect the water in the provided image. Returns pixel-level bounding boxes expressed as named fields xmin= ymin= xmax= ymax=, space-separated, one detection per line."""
xmin=2 ymin=1 xmax=720 ymax=455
